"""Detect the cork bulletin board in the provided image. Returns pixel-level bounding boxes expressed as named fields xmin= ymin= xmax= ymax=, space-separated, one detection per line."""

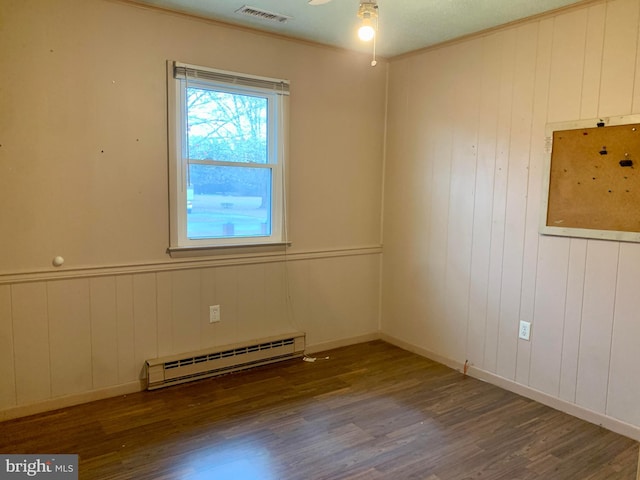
xmin=541 ymin=115 xmax=640 ymax=242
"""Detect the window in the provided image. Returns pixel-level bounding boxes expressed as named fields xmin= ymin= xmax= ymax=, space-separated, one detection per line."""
xmin=167 ymin=61 xmax=289 ymax=253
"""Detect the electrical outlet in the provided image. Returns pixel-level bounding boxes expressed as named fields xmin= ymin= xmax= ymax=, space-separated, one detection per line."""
xmin=519 ymin=320 xmax=531 ymax=341
xmin=209 ymin=305 xmax=221 ymax=323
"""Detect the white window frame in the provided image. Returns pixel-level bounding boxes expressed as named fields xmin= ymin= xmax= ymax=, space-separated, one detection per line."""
xmin=166 ymin=61 xmax=289 ymax=255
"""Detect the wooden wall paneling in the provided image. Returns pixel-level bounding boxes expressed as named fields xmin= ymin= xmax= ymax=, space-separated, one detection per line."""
xmin=396 ymin=55 xmax=436 ymax=347
xmin=325 ymin=257 xmax=354 ymax=341
xmin=156 ymin=271 xmax=172 ymax=357
xmin=529 ymin=235 xmax=570 ymax=395
xmin=263 ymin=261 xmax=293 ymax=335
xmin=466 ymin=32 xmax=502 ymax=369
xmin=199 ymin=267 xmax=217 ymax=348
xmin=380 ymin=245 xmax=419 ymax=342
xmin=528 ymin=4 xmax=589 ymax=397
xmin=169 ymin=269 xmax=200 ymax=355
xmin=553 ymin=5 xmax=604 ymax=400
xmin=283 ymin=260 xmax=309 ymax=342
xmin=383 ymin=59 xmax=409 ymax=183
xmin=559 ymin=238 xmax=588 ymax=402
xmin=237 ymin=264 xmax=270 ymax=340
xmin=351 ymin=255 xmax=381 ymax=337
xmin=115 ymin=275 xmax=136 ymax=383
xmin=328 ymin=255 xmax=378 ymax=340
xmin=291 ymin=259 xmax=318 ymax=345
xmin=47 ymin=278 xmax=92 ymax=397
xmin=516 ymin=17 xmax=555 ymax=386
xmin=606 ymin=243 xmax=640 ymax=425
xmin=306 ymin=258 xmax=344 ymax=345
xmin=381 ymin=58 xmax=410 ymax=337
xmin=424 ymin=133 xmax=452 ymax=356
xmin=11 ymin=282 xmax=50 ymax=404
xmin=423 ymin=49 xmax=454 ymax=357
xmin=598 ymin=0 xmax=640 ymax=117
xmin=213 ymin=265 xmax=239 ymax=346
xmin=575 ymin=240 xmax=619 ymax=412
xmin=133 ymin=273 xmax=158 ymax=378
xmin=337 ymin=255 xmax=377 ymax=340
xmin=545 ymin=2 xmax=605 ymax=404
xmin=545 ymin=3 xmax=604 ymax=402
xmin=0 ymin=285 xmax=16 ymax=408
xmin=483 ymin=27 xmax=516 ymax=374
xmin=496 ymin=22 xmax=538 ymax=381
xmin=384 ymin=56 xmax=430 ymax=346
xmin=572 ymin=0 xmax=638 ymax=416
xmin=407 ymin=54 xmax=436 ymax=212
xmin=443 ymin=40 xmax=481 ymax=363
xmin=306 ymin=255 xmax=380 ymax=346
xmin=89 ymin=276 xmax=119 ymax=389
xmin=380 ymin=58 xmax=411 ymax=339
xmin=579 ymin=3 xmax=606 ymax=119
xmin=381 ymin=57 xmax=410 ymax=214
xmin=546 ymin=9 xmax=588 ymax=123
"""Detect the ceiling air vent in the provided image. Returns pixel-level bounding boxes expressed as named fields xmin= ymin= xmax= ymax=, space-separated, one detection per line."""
xmin=235 ymin=5 xmax=292 ymax=23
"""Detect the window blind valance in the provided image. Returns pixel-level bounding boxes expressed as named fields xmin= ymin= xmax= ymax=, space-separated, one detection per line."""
xmin=173 ymin=62 xmax=290 ymax=95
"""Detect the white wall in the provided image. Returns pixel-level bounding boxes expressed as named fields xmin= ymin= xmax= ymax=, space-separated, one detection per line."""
xmin=382 ymin=0 xmax=640 ymax=439
xmin=0 ymin=0 xmax=385 ymax=418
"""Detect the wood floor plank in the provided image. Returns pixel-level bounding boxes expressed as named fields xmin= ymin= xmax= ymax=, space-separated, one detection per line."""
xmin=0 ymin=341 xmax=637 ymax=479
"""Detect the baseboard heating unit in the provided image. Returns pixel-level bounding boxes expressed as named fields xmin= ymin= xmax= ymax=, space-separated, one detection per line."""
xmin=145 ymin=332 xmax=305 ymax=390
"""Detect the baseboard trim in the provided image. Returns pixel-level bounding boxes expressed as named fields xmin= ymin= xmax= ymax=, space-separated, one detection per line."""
xmin=0 ymin=381 xmax=143 ymax=422
xmin=6 ymin=333 xmax=639 ymax=444
xmin=380 ymin=333 xmax=640 ymax=442
xmin=306 ymin=332 xmax=381 ymax=354
xmin=470 ymin=367 xmax=640 ymax=442
xmin=0 ymin=333 xmax=381 ymax=421
xmin=379 ymin=333 xmax=466 ymax=372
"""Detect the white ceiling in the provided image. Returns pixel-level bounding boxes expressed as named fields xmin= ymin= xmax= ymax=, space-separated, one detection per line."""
xmin=130 ymin=0 xmax=585 ymax=58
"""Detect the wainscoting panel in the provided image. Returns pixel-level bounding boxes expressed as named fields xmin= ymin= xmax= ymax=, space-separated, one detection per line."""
xmin=0 ymin=250 xmax=380 ymax=419
xmin=11 ymin=282 xmax=51 ymax=406
xmin=0 ymin=285 xmax=15 ymax=408
xmin=47 ymin=278 xmax=92 ymax=398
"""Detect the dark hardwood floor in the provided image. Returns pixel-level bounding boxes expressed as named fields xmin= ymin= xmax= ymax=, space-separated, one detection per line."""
xmin=1 ymin=341 xmax=637 ymax=479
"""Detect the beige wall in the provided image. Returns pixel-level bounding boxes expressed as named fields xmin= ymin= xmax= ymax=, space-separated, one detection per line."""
xmin=0 ymin=0 xmax=385 ymax=417
xmin=382 ymin=0 xmax=640 ymax=439
xmin=4 ymin=0 xmax=640 ymax=441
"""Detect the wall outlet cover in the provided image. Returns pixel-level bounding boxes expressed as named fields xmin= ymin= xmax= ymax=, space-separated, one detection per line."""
xmin=519 ymin=320 xmax=531 ymax=341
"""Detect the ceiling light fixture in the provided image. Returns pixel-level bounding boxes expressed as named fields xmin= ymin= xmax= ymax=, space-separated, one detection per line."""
xmin=357 ymin=0 xmax=379 ymax=66
xmin=357 ymin=1 xmax=377 ymax=41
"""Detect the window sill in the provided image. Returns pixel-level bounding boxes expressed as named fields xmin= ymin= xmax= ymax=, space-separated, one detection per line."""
xmin=167 ymin=242 xmax=291 ymax=259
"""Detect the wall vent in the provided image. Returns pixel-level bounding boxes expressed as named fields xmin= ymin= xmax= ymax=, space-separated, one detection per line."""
xmin=145 ymin=332 xmax=305 ymax=390
xmin=235 ymin=5 xmax=292 ymax=23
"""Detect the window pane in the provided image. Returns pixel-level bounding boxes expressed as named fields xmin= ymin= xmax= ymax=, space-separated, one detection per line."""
xmin=186 ymin=87 xmax=268 ymax=164
xmin=187 ymin=164 xmax=272 ymax=239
